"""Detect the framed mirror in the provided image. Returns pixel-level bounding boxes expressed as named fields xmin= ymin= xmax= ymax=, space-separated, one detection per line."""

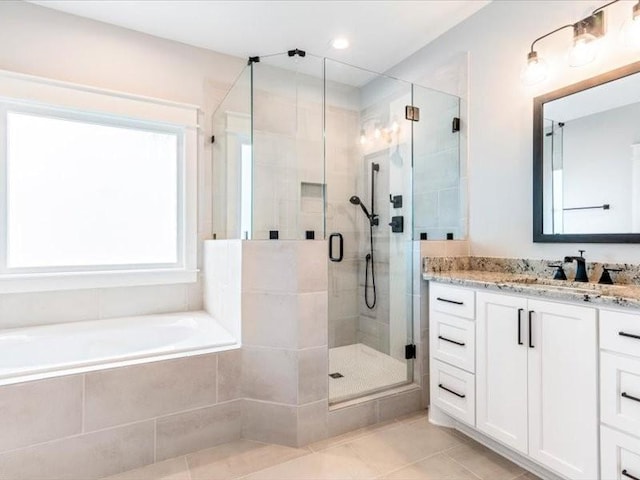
xmin=533 ymin=61 xmax=640 ymax=243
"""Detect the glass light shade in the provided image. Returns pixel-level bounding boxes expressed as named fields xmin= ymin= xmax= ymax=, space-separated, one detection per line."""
xmin=521 ymin=52 xmax=548 ymax=85
xmin=568 ymin=33 xmax=598 ymax=67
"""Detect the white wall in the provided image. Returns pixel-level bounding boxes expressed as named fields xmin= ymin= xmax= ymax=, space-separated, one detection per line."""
xmin=0 ymin=1 xmax=244 ymax=327
xmin=561 ymin=102 xmax=640 ymax=233
xmin=387 ymin=0 xmax=640 ymax=263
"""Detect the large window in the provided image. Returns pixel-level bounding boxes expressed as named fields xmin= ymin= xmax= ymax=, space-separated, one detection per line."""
xmin=0 ymin=71 xmax=198 ymax=293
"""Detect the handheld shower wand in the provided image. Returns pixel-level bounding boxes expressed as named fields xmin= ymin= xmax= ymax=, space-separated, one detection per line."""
xmin=349 ymin=196 xmax=372 ymax=222
xmin=349 ymin=195 xmax=378 ymax=226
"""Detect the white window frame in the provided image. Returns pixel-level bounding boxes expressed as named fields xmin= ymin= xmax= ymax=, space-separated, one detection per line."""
xmin=0 ymin=70 xmax=199 ymax=293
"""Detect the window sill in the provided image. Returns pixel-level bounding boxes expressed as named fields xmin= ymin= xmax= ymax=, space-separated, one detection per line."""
xmin=0 ymin=268 xmax=199 ymax=294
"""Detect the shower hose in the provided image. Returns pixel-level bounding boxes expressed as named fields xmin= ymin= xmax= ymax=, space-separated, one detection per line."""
xmin=364 ymin=222 xmax=377 ymax=309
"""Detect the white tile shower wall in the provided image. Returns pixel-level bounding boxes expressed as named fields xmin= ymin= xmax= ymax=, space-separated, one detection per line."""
xmin=241 ymin=240 xmax=329 ymax=447
xmin=0 ymin=1 xmax=245 ymax=326
xmin=0 ymin=352 xmax=242 ymax=480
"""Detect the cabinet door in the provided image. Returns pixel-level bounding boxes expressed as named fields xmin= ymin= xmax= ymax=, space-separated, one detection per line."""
xmin=476 ymin=292 xmax=528 ymax=453
xmin=527 ymin=299 xmax=597 ymax=480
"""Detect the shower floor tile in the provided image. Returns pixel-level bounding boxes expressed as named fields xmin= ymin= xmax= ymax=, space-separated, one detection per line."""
xmin=329 ymin=343 xmax=407 ymax=403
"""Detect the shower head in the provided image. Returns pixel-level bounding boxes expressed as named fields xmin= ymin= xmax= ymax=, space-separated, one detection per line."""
xmin=349 ymin=195 xmax=372 ymax=220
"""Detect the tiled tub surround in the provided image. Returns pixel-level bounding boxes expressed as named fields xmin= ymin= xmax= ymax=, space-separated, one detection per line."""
xmin=0 ymin=351 xmax=243 ymax=480
xmin=423 ymin=256 xmax=640 ymax=309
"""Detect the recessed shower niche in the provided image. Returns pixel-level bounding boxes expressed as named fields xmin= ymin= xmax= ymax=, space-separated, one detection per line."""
xmin=212 ymin=51 xmax=461 ymax=403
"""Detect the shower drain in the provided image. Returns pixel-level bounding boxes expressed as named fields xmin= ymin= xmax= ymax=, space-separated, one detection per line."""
xmin=329 ymin=372 xmax=344 ymax=379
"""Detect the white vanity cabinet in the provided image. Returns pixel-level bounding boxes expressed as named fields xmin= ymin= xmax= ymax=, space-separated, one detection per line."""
xmin=430 ymin=284 xmax=599 ymax=480
xmin=475 ymin=292 xmax=529 ymax=453
xmin=429 ymin=283 xmax=477 ymax=426
xmin=476 ymin=292 xmax=598 ymax=480
xmin=600 ymin=309 xmax=640 ymax=480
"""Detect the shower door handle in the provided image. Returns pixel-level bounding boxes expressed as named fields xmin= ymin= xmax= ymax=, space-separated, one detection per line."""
xmin=329 ymin=233 xmax=344 ymax=262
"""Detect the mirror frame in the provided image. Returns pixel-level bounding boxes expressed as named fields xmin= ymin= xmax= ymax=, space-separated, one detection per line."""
xmin=533 ymin=60 xmax=640 ymax=243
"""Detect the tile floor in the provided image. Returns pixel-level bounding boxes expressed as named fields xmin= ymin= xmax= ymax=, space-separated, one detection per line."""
xmin=103 ymin=411 xmax=542 ymax=480
xmin=329 ymin=343 xmax=407 ymax=403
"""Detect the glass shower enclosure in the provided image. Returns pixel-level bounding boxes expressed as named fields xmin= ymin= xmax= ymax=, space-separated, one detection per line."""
xmin=212 ymin=51 xmax=460 ymax=404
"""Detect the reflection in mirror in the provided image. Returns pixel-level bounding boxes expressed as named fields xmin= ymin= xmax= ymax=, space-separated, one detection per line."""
xmin=542 ymin=71 xmax=640 ymax=235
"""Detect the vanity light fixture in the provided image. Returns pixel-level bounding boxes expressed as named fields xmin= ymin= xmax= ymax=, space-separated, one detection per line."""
xmin=521 ymin=50 xmax=549 ymax=85
xmin=522 ymin=1 xmax=617 ymax=85
xmin=568 ymin=11 xmax=605 ymax=67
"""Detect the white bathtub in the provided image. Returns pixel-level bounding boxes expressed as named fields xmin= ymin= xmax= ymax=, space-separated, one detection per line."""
xmin=0 ymin=311 xmax=238 ymax=386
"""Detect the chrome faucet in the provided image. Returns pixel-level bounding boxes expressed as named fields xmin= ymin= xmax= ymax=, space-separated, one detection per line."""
xmin=564 ymin=250 xmax=588 ymax=282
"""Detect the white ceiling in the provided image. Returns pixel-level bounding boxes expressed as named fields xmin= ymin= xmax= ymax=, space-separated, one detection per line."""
xmin=30 ymin=0 xmax=490 ymax=74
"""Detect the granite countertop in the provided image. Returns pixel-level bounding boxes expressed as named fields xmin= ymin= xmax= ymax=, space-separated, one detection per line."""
xmin=422 ymin=259 xmax=640 ymax=310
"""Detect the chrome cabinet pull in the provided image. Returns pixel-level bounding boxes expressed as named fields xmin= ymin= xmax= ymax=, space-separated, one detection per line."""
xmin=438 ymin=383 xmax=465 ymax=398
xmin=438 ymin=335 xmax=465 ymax=346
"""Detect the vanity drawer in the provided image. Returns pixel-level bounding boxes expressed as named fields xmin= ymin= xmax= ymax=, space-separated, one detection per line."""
xmin=430 ymin=284 xmax=475 ymax=320
xmin=430 ymin=311 xmax=475 ymax=373
xmin=601 ymin=310 xmax=640 ymax=358
xmin=431 ymin=359 xmax=475 ymax=426
xmin=601 ymin=351 xmax=640 ymax=438
xmin=601 ymin=425 xmax=640 ymax=480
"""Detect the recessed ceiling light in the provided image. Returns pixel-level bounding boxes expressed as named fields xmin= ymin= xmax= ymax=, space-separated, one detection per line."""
xmin=331 ymin=37 xmax=350 ymax=50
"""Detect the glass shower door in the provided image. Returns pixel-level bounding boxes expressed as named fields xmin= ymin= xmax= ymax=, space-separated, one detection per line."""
xmin=325 ymin=59 xmax=414 ymax=403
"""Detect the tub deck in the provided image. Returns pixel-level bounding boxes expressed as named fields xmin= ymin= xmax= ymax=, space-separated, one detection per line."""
xmin=0 ymin=311 xmax=238 ymax=386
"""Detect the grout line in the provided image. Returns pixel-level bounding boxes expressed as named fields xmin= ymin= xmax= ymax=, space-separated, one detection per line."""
xmin=444 ymin=453 xmax=488 ymax=480
xmin=153 ymin=419 xmax=157 ymax=463
xmin=0 ymin=418 xmax=155 ymax=455
xmin=182 ymin=456 xmax=192 ymax=480
xmin=377 ymin=450 xmax=453 ymax=479
xmin=444 ymin=442 xmax=525 ymax=480
xmin=214 ymin=354 xmax=219 ymax=404
xmin=1 ymin=398 xmax=242 ymax=456
xmin=310 ymin=418 xmax=402 ymax=452
xmin=81 ymin=374 xmax=86 ymax=433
